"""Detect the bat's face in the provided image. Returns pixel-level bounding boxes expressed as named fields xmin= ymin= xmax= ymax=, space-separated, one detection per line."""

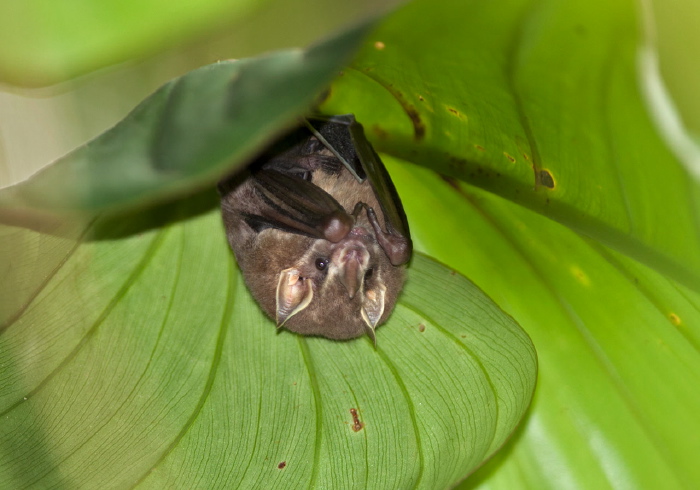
xmin=240 ymin=220 xmax=405 ymax=341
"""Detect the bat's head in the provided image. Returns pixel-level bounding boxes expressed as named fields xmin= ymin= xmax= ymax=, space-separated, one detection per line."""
xmin=244 ymin=226 xmax=405 ymax=341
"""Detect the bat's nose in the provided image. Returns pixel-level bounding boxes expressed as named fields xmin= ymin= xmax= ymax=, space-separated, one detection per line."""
xmin=338 ymin=247 xmax=369 ymax=299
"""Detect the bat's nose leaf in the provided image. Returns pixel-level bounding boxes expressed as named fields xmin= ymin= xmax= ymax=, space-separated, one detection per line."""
xmin=338 ymin=248 xmax=367 ymax=298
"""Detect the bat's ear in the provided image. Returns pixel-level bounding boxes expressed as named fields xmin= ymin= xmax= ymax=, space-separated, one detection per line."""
xmin=276 ymin=268 xmax=313 ymax=327
xmin=361 ymin=284 xmax=386 ymax=345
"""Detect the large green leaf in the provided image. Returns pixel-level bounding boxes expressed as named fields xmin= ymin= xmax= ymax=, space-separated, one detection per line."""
xmin=385 ymin=160 xmax=700 ymax=488
xmin=320 ymin=0 xmax=700 ymax=291
xmin=0 ymin=204 xmax=535 ymax=488
xmin=313 ymin=0 xmax=700 ymax=486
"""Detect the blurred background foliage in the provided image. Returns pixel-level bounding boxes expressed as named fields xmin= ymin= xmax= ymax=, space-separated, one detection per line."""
xmin=0 ymin=0 xmax=399 ymax=185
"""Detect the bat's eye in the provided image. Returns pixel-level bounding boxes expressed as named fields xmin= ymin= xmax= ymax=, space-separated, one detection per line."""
xmin=315 ymin=258 xmax=329 ymax=271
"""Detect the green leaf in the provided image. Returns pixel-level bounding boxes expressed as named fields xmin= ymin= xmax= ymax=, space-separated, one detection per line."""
xmin=384 ymin=159 xmax=700 ymax=488
xmin=0 ymin=199 xmax=535 ymax=487
xmin=0 ymin=22 xmax=371 ymax=226
xmin=320 ymin=0 xmax=700 ymax=291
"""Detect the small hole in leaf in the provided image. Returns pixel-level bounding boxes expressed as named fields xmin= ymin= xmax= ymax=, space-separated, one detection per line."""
xmin=538 ymin=169 xmax=555 ymax=188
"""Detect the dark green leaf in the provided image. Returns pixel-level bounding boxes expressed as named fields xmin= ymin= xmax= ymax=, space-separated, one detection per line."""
xmin=0 ymin=22 xmax=371 ymax=225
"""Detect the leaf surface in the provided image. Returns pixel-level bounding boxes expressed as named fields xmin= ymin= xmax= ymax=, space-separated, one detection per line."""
xmin=321 ymin=0 xmax=700 ymax=290
xmin=384 ymin=160 xmax=700 ymax=489
xmin=0 ymin=202 xmax=535 ymax=488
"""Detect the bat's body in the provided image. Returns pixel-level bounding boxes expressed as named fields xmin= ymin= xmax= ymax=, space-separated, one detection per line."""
xmin=219 ymin=115 xmax=411 ymax=341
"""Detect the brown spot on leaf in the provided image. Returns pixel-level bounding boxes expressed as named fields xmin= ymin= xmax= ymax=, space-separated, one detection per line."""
xmin=418 ymin=323 xmax=426 ymax=332
xmin=538 ymin=169 xmax=555 ymax=189
xmin=350 ymin=408 xmax=364 ymax=432
xmin=475 ymin=145 xmax=485 ymax=151
xmin=278 ymin=461 xmax=286 ymax=469
xmin=374 ymin=41 xmax=386 ymax=50
xmin=448 ymin=107 xmax=459 ymax=115
xmin=504 ymin=152 xmax=516 ymax=163
xmin=405 ymin=107 xmax=425 ymax=141
xmin=369 ymin=80 xmax=425 ymax=141
xmin=418 ymin=95 xmax=425 ymax=102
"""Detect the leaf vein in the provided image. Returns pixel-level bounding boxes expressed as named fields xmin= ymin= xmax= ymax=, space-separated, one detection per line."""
xmin=131 ymin=244 xmax=236 ymax=488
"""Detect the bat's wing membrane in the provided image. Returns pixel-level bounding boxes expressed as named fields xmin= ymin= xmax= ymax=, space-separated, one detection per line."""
xmin=245 ymin=169 xmax=353 ymax=243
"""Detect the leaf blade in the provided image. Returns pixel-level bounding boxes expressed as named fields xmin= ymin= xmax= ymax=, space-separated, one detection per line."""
xmin=320 ymin=0 xmax=700 ymax=290
xmin=0 ymin=198 xmax=535 ymax=487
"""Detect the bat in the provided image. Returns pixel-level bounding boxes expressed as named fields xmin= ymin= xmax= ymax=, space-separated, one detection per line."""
xmin=218 ymin=114 xmax=411 ymax=342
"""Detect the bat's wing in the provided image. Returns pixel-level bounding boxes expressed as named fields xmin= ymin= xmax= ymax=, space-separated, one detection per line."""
xmin=309 ymin=115 xmax=412 ymax=266
xmin=245 ymin=169 xmax=354 ymax=243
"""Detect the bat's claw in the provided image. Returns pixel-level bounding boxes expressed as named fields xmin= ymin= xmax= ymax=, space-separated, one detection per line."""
xmin=366 ymin=207 xmax=411 ymax=266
